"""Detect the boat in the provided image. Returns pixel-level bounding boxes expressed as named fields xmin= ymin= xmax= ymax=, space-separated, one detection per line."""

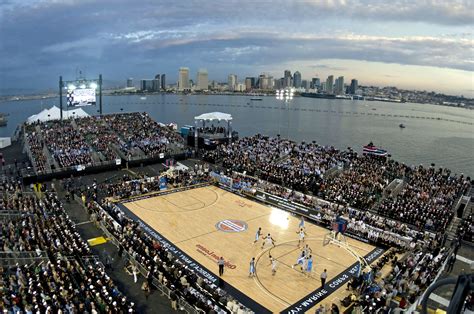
xmin=0 ymin=113 xmax=8 ymax=127
xmin=301 ymin=92 xmax=336 ymax=99
xmin=250 ymin=98 xmax=262 ymax=101
xmin=363 ymin=142 xmax=388 ymax=157
xmin=140 ymin=96 xmax=147 ymax=100
xmin=399 ymin=124 xmax=406 ymax=128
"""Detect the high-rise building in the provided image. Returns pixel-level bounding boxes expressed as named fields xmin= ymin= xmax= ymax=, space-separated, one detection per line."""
xmin=335 ymin=76 xmax=344 ymax=95
xmin=126 ymin=78 xmax=133 ymax=88
xmin=178 ymin=67 xmax=190 ymax=91
xmin=350 ymin=79 xmax=358 ymax=94
xmin=153 ymin=74 xmax=161 ymax=92
xmin=326 ymin=75 xmax=334 ymax=94
xmin=293 ymin=71 xmax=302 ymax=88
xmin=301 ymin=80 xmax=310 ymax=90
xmin=245 ymin=77 xmax=255 ymax=91
xmin=161 ymin=74 xmax=166 ymax=90
xmin=140 ymin=79 xmax=154 ymax=91
xmin=228 ymin=74 xmax=237 ymax=91
xmin=258 ymin=73 xmax=274 ymax=90
xmin=311 ymin=78 xmax=320 ymax=89
xmin=284 ymin=70 xmax=292 ymax=88
xmin=196 ymin=68 xmax=209 ymax=91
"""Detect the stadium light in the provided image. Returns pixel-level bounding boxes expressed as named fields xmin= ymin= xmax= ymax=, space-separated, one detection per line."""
xmin=89 ymin=82 xmax=97 ymax=89
xmin=67 ymin=84 xmax=76 ymax=90
xmin=79 ymin=84 xmax=86 ymax=89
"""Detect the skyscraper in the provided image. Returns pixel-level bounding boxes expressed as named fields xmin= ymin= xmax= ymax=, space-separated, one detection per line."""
xmin=196 ymin=68 xmax=209 ymax=91
xmin=161 ymin=74 xmax=166 ymax=90
xmin=350 ymin=79 xmax=358 ymax=94
xmin=301 ymin=80 xmax=310 ymax=90
xmin=178 ymin=67 xmax=190 ymax=91
xmin=245 ymin=77 xmax=255 ymax=91
xmin=335 ymin=76 xmax=344 ymax=95
xmin=284 ymin=70 xmax=292 ymax=88
xmin=228 ymin=74 xmax=237 ymax=91
xmin=293 ymin=71 xmax=302 ymax=88
xmin=153 ymin=74 xmax=161 ymax=92
xmin=126 ymin=78 xmax=133 ymax=88
xmin=326 ymin=75 xmax=334 ymax=94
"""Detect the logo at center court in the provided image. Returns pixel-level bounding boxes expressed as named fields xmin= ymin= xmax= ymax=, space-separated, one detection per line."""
xmin=216 ymin=219 xmax=248 ymax=233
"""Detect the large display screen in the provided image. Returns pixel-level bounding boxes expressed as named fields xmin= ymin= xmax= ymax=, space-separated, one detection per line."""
xmin=67 ymin=88 xmax=96 ymax=107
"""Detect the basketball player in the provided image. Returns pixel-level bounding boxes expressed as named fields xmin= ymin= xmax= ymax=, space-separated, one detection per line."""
xmin=253 ymin=227 xmax=262 ymax=245
xmin=298 ymin=216 xmax=305 ymax=230
xmin=305 ymin=255 xmax=314 ymax=277
xmin=249 ymin=257 xmax=256 ymax=277
xmin=296 ymin=228 xmax=307 ymax=246
xmin=303 ymin=244 xmax=312 ymax=256
xmin=292 ymin=250 xmax=306 ymax=271
xmin=261 ymin=233 xmax=275 ymax=250
xmin=269 ymin=255 xmax=277 ymax=276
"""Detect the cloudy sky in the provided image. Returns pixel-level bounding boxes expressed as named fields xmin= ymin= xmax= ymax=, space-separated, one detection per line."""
xmin=0 ymin=0 xmax=473 ymax=96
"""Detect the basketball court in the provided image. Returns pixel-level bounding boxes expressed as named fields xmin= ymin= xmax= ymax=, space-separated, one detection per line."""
xmin=118 ymin=185 xmax=385 ymax=313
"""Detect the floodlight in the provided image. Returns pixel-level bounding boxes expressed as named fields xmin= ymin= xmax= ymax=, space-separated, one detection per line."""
xmin=67 ymin=84 xmax=76 ymax=90
xmin=80 ymin=84 xmax=86 ymax=89
xmin=89 ymin=82 xmax=97 ymax=89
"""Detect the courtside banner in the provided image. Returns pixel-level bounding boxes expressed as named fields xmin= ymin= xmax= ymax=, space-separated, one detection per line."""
xmin=281 ymin=247 xmax=385 ymax=314
xmin=254 ymin=190 xmax=313 ymax=215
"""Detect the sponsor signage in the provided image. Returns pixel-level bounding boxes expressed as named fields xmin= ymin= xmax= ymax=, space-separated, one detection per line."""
xmin=282 ymin=247 xmax=385 ymax=313
xmin=254 ymin=190 xmax=312 ymax=216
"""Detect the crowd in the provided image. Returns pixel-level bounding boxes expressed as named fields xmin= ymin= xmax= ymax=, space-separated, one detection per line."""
xmin=377 ymin=166 xmax=470 ymax=232
xmin=349 ymin=240 xmax=449 ymax=313
xmin=97 ymin=166 xmax=210 ymax=201
xmin=198 ymin=125 xmax=227 ymax=135
xmin=25 ymin=132 xmax=47 ymax=173
xmin=40 ymin=120 xmax=94 ymax=168
xmin=75 ymin=116 xmax=121 ymax=162
xmin=0 ymin=192 xmax=135 ymax=313
xmin=23 ymin=113 xmax=185 ymax=173
xmin=207 ymin=135 xmax=471 ymax=232
xmin=103 ymin=113 xmax=184 ymax=158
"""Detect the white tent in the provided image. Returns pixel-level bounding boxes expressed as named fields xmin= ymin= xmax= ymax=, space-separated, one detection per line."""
xmin=194 ymin=112 xmax=232 ymax=122
xmin=26 ymin=106 xmax=90 ymax=124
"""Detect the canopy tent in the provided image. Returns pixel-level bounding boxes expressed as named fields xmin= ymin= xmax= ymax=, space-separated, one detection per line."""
xmin=193 ymin=112 xmax=233 ymax=150
xmin=194 ymin=112 xmax=232 ymax=122
xmin=26 ymin=106 xmax=90 ymax=124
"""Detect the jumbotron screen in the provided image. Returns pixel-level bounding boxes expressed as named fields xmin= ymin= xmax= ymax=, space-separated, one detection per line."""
xmin=67 ymin=88 xmax=96 ymax=107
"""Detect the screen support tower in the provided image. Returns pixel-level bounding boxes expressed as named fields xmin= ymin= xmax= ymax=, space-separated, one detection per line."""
xmin=59 ymin=74 xmax=103 ymax=120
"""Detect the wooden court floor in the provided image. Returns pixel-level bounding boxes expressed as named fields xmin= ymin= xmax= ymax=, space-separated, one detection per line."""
xmin=123 ymin=186 xmax=375 ymax=313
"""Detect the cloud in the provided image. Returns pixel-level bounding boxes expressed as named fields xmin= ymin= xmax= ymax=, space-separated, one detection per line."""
xmin=0 ymin=0 xmax=473 ymax=94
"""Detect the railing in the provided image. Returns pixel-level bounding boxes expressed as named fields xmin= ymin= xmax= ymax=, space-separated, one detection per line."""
xmin=0 ymin=251 xmax=49 ymax=267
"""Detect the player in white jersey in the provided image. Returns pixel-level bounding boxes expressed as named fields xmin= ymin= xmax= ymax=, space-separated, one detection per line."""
xmin=296 ymin=228 xmax=307 ymax=246
xmin=261 ymin=233 xmax=275 ymax=250
xmin=253 ymin=227 xmax=262 ymax=244
xmin=303 ymin=244 xmax=312 ymax=257
xmin=269 ymin=255 xmax=277 ymax=275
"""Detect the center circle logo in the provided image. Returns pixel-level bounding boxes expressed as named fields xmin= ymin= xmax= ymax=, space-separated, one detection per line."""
xmin=216 ymin=219 xmax=248 ymax=233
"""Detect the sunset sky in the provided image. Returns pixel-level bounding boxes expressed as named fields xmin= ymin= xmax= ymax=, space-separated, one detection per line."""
xmin=1 ymin=0 xmax=473 ymax=96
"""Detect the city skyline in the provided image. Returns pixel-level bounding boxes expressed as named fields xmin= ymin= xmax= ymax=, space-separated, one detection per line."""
xmin=0 ymin=1 xmax=473 ymax=97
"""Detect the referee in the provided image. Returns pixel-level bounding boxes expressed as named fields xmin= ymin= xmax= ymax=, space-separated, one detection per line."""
xmin=218 ymin=257 xmax=225 ymax=276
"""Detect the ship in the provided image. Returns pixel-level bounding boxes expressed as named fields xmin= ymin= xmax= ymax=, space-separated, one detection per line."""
xmin=0 ymin=113 xmax=8 ymax=127
xmin=301 ymin=92 xmax=336 ymax=99
xmin=363 ymin=142 xmax=388 ymax=157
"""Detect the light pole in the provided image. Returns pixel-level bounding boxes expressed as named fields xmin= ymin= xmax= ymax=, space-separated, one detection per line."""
xmin=276 ymin=87 xmax=294 ymax=139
